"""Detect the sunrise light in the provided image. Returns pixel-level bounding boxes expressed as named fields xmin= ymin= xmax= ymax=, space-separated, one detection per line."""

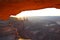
xmin=10 ymin=8 xmax=60 ymax=18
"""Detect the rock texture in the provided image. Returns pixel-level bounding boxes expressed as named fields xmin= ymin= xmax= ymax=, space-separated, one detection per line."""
xmin=0 ymin=0 xmax=60 ymax=20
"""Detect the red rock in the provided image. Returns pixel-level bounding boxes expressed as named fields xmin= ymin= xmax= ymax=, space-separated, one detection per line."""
xmin=0 ymin=0 xmax=60 ymax=20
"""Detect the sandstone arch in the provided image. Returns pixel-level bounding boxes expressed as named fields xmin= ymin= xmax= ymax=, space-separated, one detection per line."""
xmin=0 ymin=0 xmax=60 ymax=20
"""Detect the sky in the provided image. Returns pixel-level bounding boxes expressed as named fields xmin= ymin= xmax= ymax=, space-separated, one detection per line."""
xmin=10 ymin=8 xmax=60 ymax=18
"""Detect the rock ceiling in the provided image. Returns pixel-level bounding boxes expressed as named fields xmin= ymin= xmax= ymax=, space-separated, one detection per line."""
xmin=0 ymin=0 xmax=60 ymax=20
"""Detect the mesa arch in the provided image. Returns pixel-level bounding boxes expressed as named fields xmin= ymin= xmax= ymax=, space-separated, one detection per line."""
xmin=0 ymin=0 xmax=60 ymax=20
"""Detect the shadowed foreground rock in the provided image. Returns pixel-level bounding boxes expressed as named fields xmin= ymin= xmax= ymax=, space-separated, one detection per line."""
xmin=0 ymin=17 xmax=60 ymax=40
xmin=0 ymin=20 xmax=18 ymax=40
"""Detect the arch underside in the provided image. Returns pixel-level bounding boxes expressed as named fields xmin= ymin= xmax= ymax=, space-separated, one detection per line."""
xmin=0 ymin=0 xmax=60 ymax=20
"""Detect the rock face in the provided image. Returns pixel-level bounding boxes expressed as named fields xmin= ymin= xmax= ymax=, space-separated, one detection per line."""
xmin=0 ymin=19 xmax=18 ymax=40
xmin=0 ymin=17 xmax=60 ymax=40
xmin=0 ymin=17 xmax=33 ymax=40
xmin=0 ymin=0 xmax=60 ymax=20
